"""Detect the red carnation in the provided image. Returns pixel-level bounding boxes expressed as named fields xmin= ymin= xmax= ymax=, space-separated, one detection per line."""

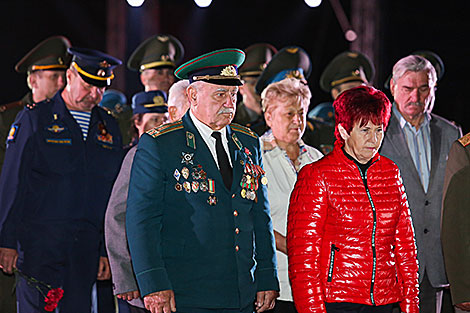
xmin=46 ymin=288 xmax=64 ymax=303
xmin=44 ymin=301 xmax=58 ymax=312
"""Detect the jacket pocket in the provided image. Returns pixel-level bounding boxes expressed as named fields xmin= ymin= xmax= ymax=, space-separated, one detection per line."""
xmin=327 ymin=244 xmax=340 ymax=282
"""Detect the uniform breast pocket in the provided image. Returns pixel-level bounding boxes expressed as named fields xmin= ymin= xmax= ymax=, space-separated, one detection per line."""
xmin=39 ymin=132 xmax=80 ymax=174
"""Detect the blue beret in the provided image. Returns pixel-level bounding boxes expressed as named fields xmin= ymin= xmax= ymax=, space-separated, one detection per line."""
xmin=68 ymin=47 xmax=122 ymax=87
xmin=99 ymin=89 xmax=129 ymax=115
xmin=132 ymin=90 xmax=168 ymax=114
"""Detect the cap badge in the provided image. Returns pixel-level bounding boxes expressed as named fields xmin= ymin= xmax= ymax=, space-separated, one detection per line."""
xmin=58 ymin=57 xmax=64 ymax=65
xmin=347 ymin=52 xmax=359 ymax=58
xmin=220 ymin=65 xmax=237 ymax=77
xmin=153 ymin=96 xmax=165 ymax=106
xmin=161 ymin=55 xmax=170 ymax=61
xmin=99 ymin=60 xmax=111 ymax=68
xmin=157 ymin=35 xmax=169 ymax=42
xmin=286 ymin=70 xmax=303 ymax=80
xmin=286 ymin=48 xmax=299 ymax=54
xmin=97 ymin=69 xmax=106 ymax=77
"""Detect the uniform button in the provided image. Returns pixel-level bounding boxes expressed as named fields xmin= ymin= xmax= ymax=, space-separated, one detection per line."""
xmin=232 ymin=194 xmax=235 ymax=198
xmin=425 ymin=200 xmax=430 ymax=206
xmin=424 ymin=228 xmax=429 ymax=234
xmin=235 ymin=245 xmax=239 ymax=252
xmin=235 ymin=228 xmax=240 ymax=234
xmin=233 ymin=210 xmax=238 ymax=216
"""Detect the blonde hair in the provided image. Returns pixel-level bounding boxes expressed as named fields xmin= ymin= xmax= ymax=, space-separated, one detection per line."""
xmin=261 ymin=78 xmax=311 ymax=114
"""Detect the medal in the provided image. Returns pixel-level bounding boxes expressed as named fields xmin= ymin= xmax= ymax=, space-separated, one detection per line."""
xmin=261 ymin=176 xmax=268 ymax=185
xmin=173 ymin=169 xmax=181 ymax=181
xmin=183 ymin=181 xmax=191 ymax=193
xmin=192 ymin=181 xmax=199 ymax=193
xmin=241 ymin=189 xmax=247 ymax=199
xmin=175 ymin=182 xmax=183 ymax=192
xmin=207 ymin=195 xmax=217 ymax=206
xmin=181 ymin=167 xmax=190 ymax=179
xmin=181 ymin=152 xmax=194 ymax=165
xmin=200 ymin=181 xmax=208 ymax=192
xmin=208 ymin=179 xmax=215 ymax=194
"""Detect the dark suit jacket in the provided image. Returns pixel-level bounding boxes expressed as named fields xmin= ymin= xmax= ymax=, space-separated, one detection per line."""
xmin=126 ymin=112 xmax=279 ymax=310
xmin=380 ymin=111 xmax=461 ymax=287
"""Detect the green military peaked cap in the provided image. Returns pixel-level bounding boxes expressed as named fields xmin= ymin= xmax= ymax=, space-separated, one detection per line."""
xmin=15 ymin=35 xmax=72 ymax=73
xmin=174 ymin=48 xmax=245 ymax=86
xmin=239 ymin=43 xmax=277 ymax=78
xmin=127 ymin=34 xmax=184 ymax=72
xmin=319 ymin=50 xmax=375 ymax=93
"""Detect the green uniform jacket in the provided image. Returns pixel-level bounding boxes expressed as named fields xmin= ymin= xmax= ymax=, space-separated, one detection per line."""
xmin=126 ymin=112 xmax=279 ymax=310
xmin=441 ymin=132 xmax=470 ymax=305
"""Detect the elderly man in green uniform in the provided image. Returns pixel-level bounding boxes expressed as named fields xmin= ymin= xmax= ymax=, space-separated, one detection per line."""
xmin=0 ymin=35 xmax=71 ymax=313
xmin=128 ymin=34 xmax=184 ymax=94
xmin=309 ymin=50 xmax=375 ymax=154
xmin=233 ymin=43 xmax=277 ymax=135
xmin=441 ymin=131 xmax=470 ymax=312
xmin=126 ymin=48 xmax=279 ymax=313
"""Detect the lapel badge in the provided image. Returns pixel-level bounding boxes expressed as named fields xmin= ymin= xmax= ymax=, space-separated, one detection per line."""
xmin=97 ymin=123 xmax=113 ymax=144
xmin=181 ymin=152 xmax=194 ymax=165
xmin=181 ymin=167 xmax=190 ymax=180
xmin=175 ymin=182 xmax=183 ymax=192
xmin=47 ymin=124 xmax=65 ymax=133
xmin=183 ymin=181 xmax=191 ymax=193
xmin=192 ymin=169 xmax=201 ymax=180
xmin=200 ymin=181 xmax=208 ymax=192
xmin=241 ymin=188 xmax=247 ymax=199
xmin=192 ymin=181 xmax=199 ymax=193
xmin=173 ymin=169 xmax=181 ymax=181
xmin=207 ymin=195 xmax=217 ymax=206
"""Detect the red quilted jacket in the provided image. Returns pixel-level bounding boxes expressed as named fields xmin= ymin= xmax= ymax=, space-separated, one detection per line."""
xmin=287 ymin=144 xmax=419 ymax=313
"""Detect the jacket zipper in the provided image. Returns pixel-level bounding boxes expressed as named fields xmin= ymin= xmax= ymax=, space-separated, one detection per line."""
xmin=358 ymin=165 xmax=377 ymax=306
xmin=327 ymin=244 xmax=340 ymax=282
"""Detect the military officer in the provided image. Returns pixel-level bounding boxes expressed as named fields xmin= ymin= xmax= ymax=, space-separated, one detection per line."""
xmin=311 ymin=50 xmax=375 ymax=154
xmin=126 ymin=48 xmax=279 ymax=313
xmin=127 ymin=34 xmax=184 ymax=94
xmin=441 ymin=132 xmax=470 ymax=312
xmin=233 ymin=43 xmax=277 ymax=135
xmin=0 ymin=35 xmax=71 ymax=313
xmin=0 ymin=47 xmax=124 ymax=313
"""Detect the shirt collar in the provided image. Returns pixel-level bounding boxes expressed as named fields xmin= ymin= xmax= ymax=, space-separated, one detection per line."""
xmin=189 ymin=109 xmax=228 ymax=141
xmin=392 ymin=102 xmax=430 ymax=130
xmin=260 ymin=129 xmax=307 ymax=154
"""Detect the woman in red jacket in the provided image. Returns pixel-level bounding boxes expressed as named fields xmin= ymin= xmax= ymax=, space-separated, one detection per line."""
xmin=287 ymin=86 xmax=419 ymax=313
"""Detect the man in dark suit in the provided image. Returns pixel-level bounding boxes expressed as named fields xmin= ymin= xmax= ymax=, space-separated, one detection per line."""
xmin=380 ymin=54 xmax=461 ymax=313
xmin=126 ymin=48 xmax=279 ymax=313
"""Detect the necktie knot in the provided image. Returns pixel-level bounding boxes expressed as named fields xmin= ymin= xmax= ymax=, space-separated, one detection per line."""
xmin=211 ymin=132 xmax=222 ymax=141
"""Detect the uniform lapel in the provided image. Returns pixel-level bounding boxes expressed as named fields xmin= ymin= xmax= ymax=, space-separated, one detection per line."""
xmin=385 ymin=114 xmax=424 ymax=191
xmin=227 ymin=125 xmax=246 ymax=192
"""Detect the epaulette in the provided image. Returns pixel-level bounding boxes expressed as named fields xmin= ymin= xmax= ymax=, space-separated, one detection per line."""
xmin=230 ymin=123 xmax=258 ymax=139
xmin=146 ymin=120 xmax=183 ymax=138
xmin=458 ymin=132 xmax=470 ymax=147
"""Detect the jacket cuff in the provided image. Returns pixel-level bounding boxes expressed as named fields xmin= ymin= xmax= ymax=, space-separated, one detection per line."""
xmin=135 ymin=267 xmax=172 ymax=297
xmin=255 ymin=267 xmax=280 ymax=291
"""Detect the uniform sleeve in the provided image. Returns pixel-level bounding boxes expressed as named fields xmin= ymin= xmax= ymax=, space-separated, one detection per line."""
xmin=126 ymin=134 xmax=171 ymax=297
xmin=0 ymin=110 xmax=34 ymax=249
xmin=105 ymin=147 xmax=140 ymax=295
xmin=394 ymin=168 xmax=420 ymax=313
xmin=287 ymin=164 xmax=328 ymax=313
xmin=441 ymin=143 xmax=470 ymax=305
xmin=253 ymin=139 xmax=280 ymax=292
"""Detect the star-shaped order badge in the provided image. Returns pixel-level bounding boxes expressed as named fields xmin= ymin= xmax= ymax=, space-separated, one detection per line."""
xmin=181 ymin=152 xmax=194 ymax=165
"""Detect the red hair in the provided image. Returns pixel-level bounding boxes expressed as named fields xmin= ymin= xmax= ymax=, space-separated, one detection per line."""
xmin=333 ymin=85 xmax=392 ymax=144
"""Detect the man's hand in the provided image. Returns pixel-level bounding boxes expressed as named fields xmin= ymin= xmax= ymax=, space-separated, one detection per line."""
xmin=0 ymin=248 xmax=18 ymax=274
xmin=97 ymin=256 xmax=111 ymax=280
xmin=117 ymin=290 xmax=140 ymax=301
xmin=144 ymin=290 xmax=176 ymax=313
xmin=255 ymin=290 xmax=279 ymax=312
xmin=456 ymin=302 xmax=470 ymax=311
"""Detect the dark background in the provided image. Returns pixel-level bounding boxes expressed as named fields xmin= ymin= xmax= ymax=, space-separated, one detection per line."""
xmin=2 ymin=0 xmax=469 ymax=133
